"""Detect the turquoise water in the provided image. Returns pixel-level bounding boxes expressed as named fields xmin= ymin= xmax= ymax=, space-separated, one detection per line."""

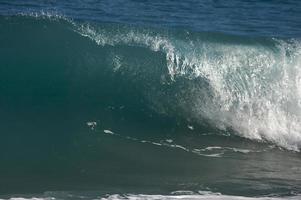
xmin=1 ymin=1 xmax=301 ymax=200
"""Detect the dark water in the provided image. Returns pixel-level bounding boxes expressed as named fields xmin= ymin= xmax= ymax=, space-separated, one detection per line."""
xmin=1 ymin=1 xmax=301 ymax=200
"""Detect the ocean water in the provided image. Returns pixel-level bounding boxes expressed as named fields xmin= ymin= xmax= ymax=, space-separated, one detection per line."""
xmin=1 ymin=1 xmax=301 ymax=200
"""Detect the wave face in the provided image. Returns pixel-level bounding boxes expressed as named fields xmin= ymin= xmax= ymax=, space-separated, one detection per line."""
xmin=1 ymin=15 xmax=301 ymax=197
xmin=1 ymin=15 xmax=301 ymax=150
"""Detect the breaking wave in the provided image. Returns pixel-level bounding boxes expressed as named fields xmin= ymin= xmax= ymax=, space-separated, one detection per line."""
xmin=1 ymin=14 xmax=301 ymax=150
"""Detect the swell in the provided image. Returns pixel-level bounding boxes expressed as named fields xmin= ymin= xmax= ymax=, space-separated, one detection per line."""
xmin=1 ymin=15 xmax=301 ymax=151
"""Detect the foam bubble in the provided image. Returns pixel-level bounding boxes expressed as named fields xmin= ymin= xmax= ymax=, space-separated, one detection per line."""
xmin=104 ymin=129 xmax=115 ymax=135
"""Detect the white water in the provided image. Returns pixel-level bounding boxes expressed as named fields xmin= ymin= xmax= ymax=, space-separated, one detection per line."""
xmin=100 ymin=193 xmax=301 ymax=200
xmin=4 ymin=191 xmax=301 ymax=200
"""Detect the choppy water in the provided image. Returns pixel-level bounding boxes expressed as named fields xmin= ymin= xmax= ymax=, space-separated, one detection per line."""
xmin=1 ymin=1 xmax=301 ymax=200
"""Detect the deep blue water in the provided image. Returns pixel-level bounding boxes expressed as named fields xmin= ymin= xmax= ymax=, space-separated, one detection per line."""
xmin=1 ymin=1 xmax=301 ymax=200
xmin=1 ymin=0 xmax=301 ymax=37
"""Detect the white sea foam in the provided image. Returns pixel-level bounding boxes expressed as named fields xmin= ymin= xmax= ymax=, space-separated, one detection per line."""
xmin=104 ymin=129 xmax=115 ymax=135
xmin=165 ymin=139 xmax=173 ymax=143
xmin=4 ymin=190 xmax=300 ymax=200
xmin=100 ymin=126 xmax=257 ymax=157
xmin=4 ymin=193 xmax=300 ymax=200
xmin=18 ymin=11 xmax=69 ymax=22
xmin=99 ymin=193 xmax=301 ymax=200
xmin=187 ymin=125 xmax=194 ymax=130
xmin=87 ymin=121 xmax=97 ymax=130
xmin=191 ymin=146 xmax=258 ymax=157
